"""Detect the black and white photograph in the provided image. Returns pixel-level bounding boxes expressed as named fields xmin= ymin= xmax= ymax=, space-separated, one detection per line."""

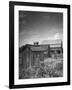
xmin=19 ymin=11 xmax=63 ymax=79
xmin=9 ymin=1 xmax=70 ymax=89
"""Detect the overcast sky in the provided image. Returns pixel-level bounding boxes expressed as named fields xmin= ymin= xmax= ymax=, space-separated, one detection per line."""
xmin=19 ymin=11 xmax=63 ymax=47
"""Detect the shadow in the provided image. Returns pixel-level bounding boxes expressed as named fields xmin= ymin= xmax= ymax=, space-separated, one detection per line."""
xmin=4 ymin=85 xmax=9 ymax=88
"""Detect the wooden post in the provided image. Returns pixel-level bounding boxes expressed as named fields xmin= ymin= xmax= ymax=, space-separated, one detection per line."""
xmin=29 ymin=48 xmax=32 ymax=69
xmin=61 ymin=40 xmax=63 ymax=53
xmin=48 ymin=45 xmax=51 ymax=57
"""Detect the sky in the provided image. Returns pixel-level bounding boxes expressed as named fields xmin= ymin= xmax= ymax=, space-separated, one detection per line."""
xmin=19 ymin=11 xmax=63 ymax=47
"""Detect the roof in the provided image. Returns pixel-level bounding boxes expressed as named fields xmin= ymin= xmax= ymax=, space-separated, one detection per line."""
xmin=42 ymin=40 xmax=62 ymax=44
xmin=50 ymin=44 xmax=61 ymax=48
xmin=30 ymin=45 xmax=48 ymax=51
xmin=19 ymin=43 xmax=62 ymax=52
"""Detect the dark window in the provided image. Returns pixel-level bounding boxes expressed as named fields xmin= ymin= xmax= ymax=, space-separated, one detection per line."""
xmin=57 ymin=50 xmax=61 ymax=54
xmin=51 ymin=50 xmax=54 ymax=53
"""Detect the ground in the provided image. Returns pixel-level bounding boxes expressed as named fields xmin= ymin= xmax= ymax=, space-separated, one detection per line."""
xmin=19 ymin=57 xmax=63 ymax=79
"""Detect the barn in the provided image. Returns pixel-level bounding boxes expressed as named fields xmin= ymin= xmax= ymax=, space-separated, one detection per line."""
xmin=19 ymin=41 xmax=63 ymax=70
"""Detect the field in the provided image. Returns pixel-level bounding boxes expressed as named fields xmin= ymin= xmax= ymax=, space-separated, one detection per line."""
xmin=19 ymin=57 xmax=63 ymax=79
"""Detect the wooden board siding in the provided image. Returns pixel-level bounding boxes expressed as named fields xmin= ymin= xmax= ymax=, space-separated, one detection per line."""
xmin=19 ymin=43 xmax=63 ymax=70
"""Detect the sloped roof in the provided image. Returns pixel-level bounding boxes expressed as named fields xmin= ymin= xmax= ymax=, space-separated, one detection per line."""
xmin=50 ymin=44 xmax=61 ymax=48
xmin=30 ymin=45 xmax=48 ymax=51
xmin=41 ymin=40 xmax=62 ymax=44
xmin=19 ymin=43 xmax=61 ymax=52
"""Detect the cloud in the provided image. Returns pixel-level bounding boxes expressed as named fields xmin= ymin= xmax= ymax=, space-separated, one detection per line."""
xmin=54 ymin=33 xmax=60 ymax=40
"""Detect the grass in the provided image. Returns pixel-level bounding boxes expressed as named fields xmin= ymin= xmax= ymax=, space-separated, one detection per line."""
xmin=19 ymin=57 xmax=63 ymax=79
